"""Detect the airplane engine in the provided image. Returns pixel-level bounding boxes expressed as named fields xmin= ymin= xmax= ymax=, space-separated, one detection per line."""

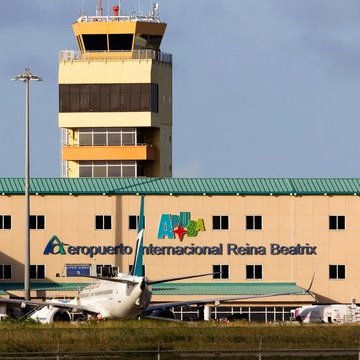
xmin=30 ymin=307 xmax=71 ymax=324
xmin=150 ymin=308 xmax=176 ymax=320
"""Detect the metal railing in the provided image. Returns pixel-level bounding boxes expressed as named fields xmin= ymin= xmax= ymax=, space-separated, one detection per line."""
xmin=0 ymin=348 xmax=359 ymax=359
xmin=77 ymin=15 xmax=161 ymax=23
xmin=59 ymin=50 xmax=172 ymax=64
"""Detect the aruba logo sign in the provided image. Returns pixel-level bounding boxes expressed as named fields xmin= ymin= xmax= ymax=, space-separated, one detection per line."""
xmin=157 ymin=212 xmax=205 ymax=241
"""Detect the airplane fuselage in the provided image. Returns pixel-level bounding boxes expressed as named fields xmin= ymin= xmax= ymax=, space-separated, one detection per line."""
xmin=30 ymin=274 xmax=152 ymax=323
xmin=78 ymin=275 xmax=152 ymax=319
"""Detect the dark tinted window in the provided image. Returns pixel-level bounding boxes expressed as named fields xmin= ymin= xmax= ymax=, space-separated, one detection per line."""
xmin=3 ymin=265 xmax=11 ymax=279
xmin=30 ymin=215 xmax=45 ymax=230
xmin=246 ymin=216 xmax=262 ymax=230
xmin=109 ymin=34 xmax=133 ymax=50
xmin=37 ymin=216 xmax=45 ymax=229
xmin=131 ymin=84 xmax=141 ymax=111
xmin=90 ymin=85 xmax=101 ymax=111
xmin=30 ymin=265 xmax=36 ymax=279
xmin=213 ymin=265 xmax=221 ymax=279
xmin=59 ymin=83 xmax=157 ymax=113
xmin=37 ymin=265 xmax=45 ymax=279
xmin=213 ymin=265 xmax=229 ymax=279
xmin=213 ymin=216 xmax=229 ymax=230
xmin=129 ymin=215 xmax=146 ymax=230
xmin=338 ymin=265 xmax=345 ymax=279
xmin=151 ymin=84 xmax=158 ymax=113
xmin=100 ymin=85 xmax=110 ymax=112
xmin=329 ymin=216 xmax=345 ymax=230
xmin=329 ymin=216 xmax=337 ymax=229
xmin=338 ymin=216 xmax=345 ymax=229
xmin=96 ymin=215 xmax=112 ymax=230
xmin=213 ymin=216 xmax=220 ymax=230
xmin=0 ymin=215 xmax=11 ymax=230
xmin=246 ymin=265 xmax=262 ymax=279
xmin=329 ymin=265 xmax=345 ymax=279
xmin=0 ymin=265 xmax=11 ymax=280
xmin=82 ymin=34 xmax=107 ymax=51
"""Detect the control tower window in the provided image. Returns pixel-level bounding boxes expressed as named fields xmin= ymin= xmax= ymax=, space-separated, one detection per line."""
xmin=109 ymin=34 xmax=133 ymax=51
xmin=60 ymin=83 xmax=158 ymax=113
xmin=134 ymin=35 xmax=162 ymax=50
xmin=82 ymin=34 xmax=107 ymax=51
xmin=147 ymin=35 xmax=162 ymax=50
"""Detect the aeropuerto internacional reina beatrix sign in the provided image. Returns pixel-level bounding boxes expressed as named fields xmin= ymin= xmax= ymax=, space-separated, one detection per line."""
xmin=43 ymin=236 xmax=317 ymax=258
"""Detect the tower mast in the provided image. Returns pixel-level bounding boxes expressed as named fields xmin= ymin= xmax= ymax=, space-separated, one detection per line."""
xmin=96 ymin=0 xmax=103 ymax=16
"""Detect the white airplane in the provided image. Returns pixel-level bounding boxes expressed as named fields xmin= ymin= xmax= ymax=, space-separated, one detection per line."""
xmin=0 ymin=197 xmax=311 ymax=323
xmin=290 ymin=303 xmax=360 ymax=324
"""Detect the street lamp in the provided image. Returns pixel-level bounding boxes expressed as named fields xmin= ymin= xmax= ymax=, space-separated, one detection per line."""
xmin=12 ymin=69 xmax=43 ymax=301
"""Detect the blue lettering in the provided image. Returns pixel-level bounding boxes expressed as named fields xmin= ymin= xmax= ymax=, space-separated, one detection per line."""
xmin=157 ymin=214 xmax=175 ymax=239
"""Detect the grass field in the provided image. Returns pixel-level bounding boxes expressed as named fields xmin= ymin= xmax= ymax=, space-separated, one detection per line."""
xmin=1 ymin=320 xmax=360 ymax=353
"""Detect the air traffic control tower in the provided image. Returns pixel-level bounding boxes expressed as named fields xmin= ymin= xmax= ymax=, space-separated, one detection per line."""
xmin=58 ymin=4 xmax=172 ymax=178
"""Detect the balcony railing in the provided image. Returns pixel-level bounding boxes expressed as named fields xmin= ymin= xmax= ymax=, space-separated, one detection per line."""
xmin=59 ymin=50 xmax=172 ymax=64
xmin=77 ymin=15 xmax=161 ymax=23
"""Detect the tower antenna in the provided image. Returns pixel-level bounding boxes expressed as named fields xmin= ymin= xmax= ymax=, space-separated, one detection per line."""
xmin=80 ymin=0 xmax=86 ymax=16
xmin=151 ymin=2 xmax=159 ymax=18
xmin=96 ymin=0 xmax=103 ymax=16
xmin=119 ymin=0 xmax=122 ymax=15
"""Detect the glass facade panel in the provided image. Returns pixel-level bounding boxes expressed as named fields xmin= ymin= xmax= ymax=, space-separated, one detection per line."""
xmin=122 ymin=133 xmax=135 ymax=145
xmin=59 ymin=83 xmax=158 ymax=113
xmin=78 ymin=161 xmax=140 ymax=179
xmin=108 ymin=166 xmax=121 ymax=177
xmin=108 ymin=133 xmax=121 ymax=146
xmin=79 ymin=166 xmax=92 ymax=178
xmin=122 ymin=165 xmax=136 ymax=178
xmin=93 ymin=166 xmax=106 ymax=178
xmin=93 ymin=133 xmax=106 ymax=146
xmin=79 ymin=133 xmax=92 ymax=146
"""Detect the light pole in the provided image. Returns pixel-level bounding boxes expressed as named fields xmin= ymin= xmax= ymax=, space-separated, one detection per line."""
xmin=12 ymin=69 xmax=42 ymax=301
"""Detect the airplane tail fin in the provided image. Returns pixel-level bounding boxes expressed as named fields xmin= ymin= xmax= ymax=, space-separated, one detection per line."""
xmin=130 ymin=195 xmax=145 ymax=277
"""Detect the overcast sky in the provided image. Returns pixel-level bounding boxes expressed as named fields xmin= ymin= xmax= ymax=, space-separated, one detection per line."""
xmin=1 ymin=0 xmax=360 ymax=178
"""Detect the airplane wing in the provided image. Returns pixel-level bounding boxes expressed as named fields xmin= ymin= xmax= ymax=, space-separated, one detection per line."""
xmin=0 ymin=298 xmax=98 ymax=314
xmin=78 ymin=272 xmax=220 ymax=286
xmin=147 ymin=272 xmax=219 ymax=285
xmin=80 ymin=275 xmax=140 ymax=286
xmin=145 ymin=289 xmax=313 ymax=313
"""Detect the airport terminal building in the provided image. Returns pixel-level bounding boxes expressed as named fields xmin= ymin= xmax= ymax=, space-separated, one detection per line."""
xmin=1 ymin=177 xmax=359 ymax=320
xmin=3 ymin=7 xmax=359 ymax=321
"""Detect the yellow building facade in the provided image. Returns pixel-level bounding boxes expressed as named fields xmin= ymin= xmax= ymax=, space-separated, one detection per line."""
xmin=58 ymin=11 xmax=172 ymax=178
xmin=1 ymin=177 xmax=360 ymax=321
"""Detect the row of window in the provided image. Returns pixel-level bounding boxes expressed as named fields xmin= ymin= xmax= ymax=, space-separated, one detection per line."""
xmin=213 ymin=215 xmax=348 ymax=230
xmin=0 ymin=215 xmax=142 ymax=230
xmin=212 ymin=265 xmax=262 ymax=280
xmin=0 ymin=265 xmax=44 ymax=280
xmin=0 ymin=215 xmax=351 ymax=231
xmin=0 ymin=264 xmax=347 ymax=281
xmin=76 ymin=34 xmax=162 ymax=52
xmin=59 ymin=83 xmax=159 ymax=113
xmin=79 ymin=161 xmax=144 ymax=178
xmin=212 ymin=264 xmax=346 ymax=280
xmin=78 ymin=128 xmax=141 ymax=147
xmin=0 ymin=215 xmax=45 ymax=230
xmin=0 ymin=264 xmax=116 ymax=280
